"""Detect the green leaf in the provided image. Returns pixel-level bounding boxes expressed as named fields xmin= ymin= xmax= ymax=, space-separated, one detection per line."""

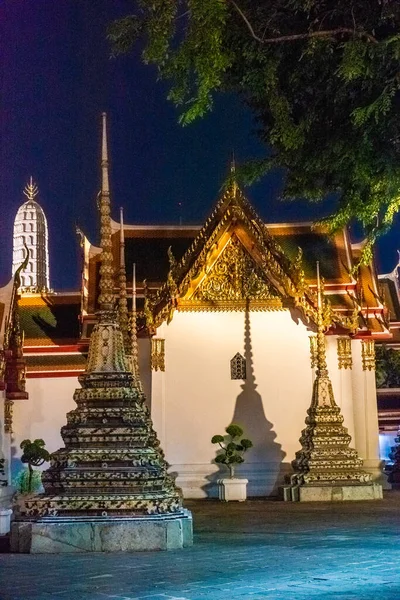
xmin=107 ymin=1 xmax=400 ymax=253
xmin=241 ymin=439 xmax=253 ymax=450
xmin=225 ymin=424 xmax=243 ymax=438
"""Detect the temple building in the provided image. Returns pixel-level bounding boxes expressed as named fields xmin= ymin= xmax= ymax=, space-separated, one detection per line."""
xmin=2 ymin=129 xmax=400 ymax=499
xmin=12 ymin=178 xmax=50 ymax=293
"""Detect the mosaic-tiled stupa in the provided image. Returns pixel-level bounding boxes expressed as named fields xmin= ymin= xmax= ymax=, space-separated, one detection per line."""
xmin=11 ymin=114 xmax=192 ymax=552
xmin=284 ymin=264 xmax=382 ymax=502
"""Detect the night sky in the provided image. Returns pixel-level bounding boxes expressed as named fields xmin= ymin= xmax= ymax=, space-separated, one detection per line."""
xmin=1 ymin=1 xmax=399 ymax=291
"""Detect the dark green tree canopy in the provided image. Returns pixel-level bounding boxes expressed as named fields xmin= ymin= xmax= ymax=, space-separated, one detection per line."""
xmin=109 ymin=1 xmax=400 ymax=261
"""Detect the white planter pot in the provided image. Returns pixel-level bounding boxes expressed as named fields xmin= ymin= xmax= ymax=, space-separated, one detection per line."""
xmin=217 ymin=478 xmax=248 ymax=502
xmin=0 ymin=509 xmax=13 ymax=535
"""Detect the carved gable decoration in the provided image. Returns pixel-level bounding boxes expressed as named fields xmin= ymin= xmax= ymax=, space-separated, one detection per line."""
xmin=191 ymin=236 xmax=282 ymax=310
xmin=148 ymin=179 xmax=320 ymax=325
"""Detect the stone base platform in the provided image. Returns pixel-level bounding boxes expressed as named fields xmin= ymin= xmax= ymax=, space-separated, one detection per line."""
xmin=10 ymin=510 xmax=193 ymax=553
xmin=282 ymin=483 xmax=383 ymax=502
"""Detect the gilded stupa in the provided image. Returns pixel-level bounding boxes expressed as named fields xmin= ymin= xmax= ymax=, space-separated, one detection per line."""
xmin=11 ymin=114 xmax=192 ymax=552
xmin=284 ymin=264 xmax=382 ymax=501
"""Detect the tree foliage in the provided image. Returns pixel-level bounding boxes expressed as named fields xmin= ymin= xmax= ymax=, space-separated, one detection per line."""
xmin=375 ymin=344 xmax=400 ymax=388
xmin=109 ymin=1 xmax=400 ymax=259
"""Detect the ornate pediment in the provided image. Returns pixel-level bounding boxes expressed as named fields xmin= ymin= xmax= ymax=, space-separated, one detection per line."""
xmin=147 ymin=178 xmax=320 ymax=325
xmin=182 ymin=235 xmax=283 ymax=311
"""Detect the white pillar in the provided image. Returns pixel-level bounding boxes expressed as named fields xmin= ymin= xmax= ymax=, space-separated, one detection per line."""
xmin=151 ymin=369 xmax=166 ymax=450
xmin=326 ymin=336 xmax=355 ymax=442
xmin=351 ymin=339 xmax=388 ymax=487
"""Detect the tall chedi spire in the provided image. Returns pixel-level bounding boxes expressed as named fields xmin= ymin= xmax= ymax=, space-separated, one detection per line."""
xmin=12 ymin=177 xmax=50 ymax=292
xmin=130 ymin=263 xmax=143 ymax=394
xmin=14 ymin=114 xmax=192 ymax=553
xmin=118 ymin=206 xmax=130 ymax=351
xmin=284 ymin=263 xmax=382 ymax=502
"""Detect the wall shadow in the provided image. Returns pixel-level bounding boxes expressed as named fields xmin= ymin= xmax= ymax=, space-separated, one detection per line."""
xmin=204 ymin=304 xmax=287 ymax=498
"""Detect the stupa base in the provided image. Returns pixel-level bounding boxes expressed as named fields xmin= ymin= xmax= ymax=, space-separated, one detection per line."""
xmin=282 ymin=483 xmax=383 ymax=502
xmin=10 ymin=510 xmax=193 ymax=553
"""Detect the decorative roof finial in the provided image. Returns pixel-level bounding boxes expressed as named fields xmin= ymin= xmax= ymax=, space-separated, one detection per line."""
xmin=23 ymin=177 xmax=39 ymax=201
xmin=97 ymin=112 xmax=114 ymax=312
xmin=131 ymin=263 xmax=142 ymax=392
xmin=118 ymin=207 xmax=129 ymax=350
xmin=229 ymin=151 xmax=238 ymax=198
xmin=316 ymin=261 xmax=328 ymax=373
xmin=230 ymin=150 xmax=236 ymax=174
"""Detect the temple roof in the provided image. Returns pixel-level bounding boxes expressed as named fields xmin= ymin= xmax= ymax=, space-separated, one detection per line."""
xmin=140 ymin=183 xmax=323 ymax=326
xmin=18 ymin=293 xmax=81 ymax=347
xmin=24 ymin=352 xmax=87 ymax=376
xmin=80 ymin=182 xmax=390 ymax=338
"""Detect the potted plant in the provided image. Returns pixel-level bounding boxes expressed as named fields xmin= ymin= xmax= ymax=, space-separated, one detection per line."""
xmin=20 ymin=439 xmax=50 ymax=494
xmin=211 ymin=424 xmax=253 ymax=501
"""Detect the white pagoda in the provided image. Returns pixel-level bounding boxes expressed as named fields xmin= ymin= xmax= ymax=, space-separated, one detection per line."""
xmin=12 ymin=178 xmax=50 ymax=292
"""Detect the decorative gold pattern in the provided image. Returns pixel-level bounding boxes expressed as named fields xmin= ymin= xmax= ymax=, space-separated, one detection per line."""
xmin=289 ymin=263 xmax=372 ymax=488
xmin=309 ymin=336 xmax=317 ymax=368
xmin=118 ymin=207 xmax=130 ymax=351
xmin=4 ymin=399 xmax=14 ymax=434
xmin=145 ymin=177 xmax=320 ymax=328
xmin=128 ymin=263 xmax=143 ymax=393
xmin=0 ymin=351 xmax=5 ymax=385
xmin=3 ymin=255 xmax=29 ymax=424
xmin=193 ymin=235 xmax=282 ymax=306
xmin=361 ymin=339 xmax=375 ymax=371
xmin=151 ymin=338 xmax=165 ymax=372
xmin=97 ymin=113 xmax=115 ymax=313
xmin=19 ymin=114 xmax=183 ymax=520
xmin=143 ymin=280 xmax=154 ymax=329
xmin=337 ymin=337 xmax=352 ymax=370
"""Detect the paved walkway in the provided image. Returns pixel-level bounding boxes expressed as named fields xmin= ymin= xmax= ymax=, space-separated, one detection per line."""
xmin=2 ymin=493 xmax=400 ymax=600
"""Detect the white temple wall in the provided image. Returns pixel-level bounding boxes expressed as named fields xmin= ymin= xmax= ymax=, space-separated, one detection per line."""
xmin=138 ymin=337 xmax=152 ymax=408
xmin=4 ymin=327 xmax=384 ymax=493
xmin=153 ymin=310 xmax=316 ymax=497
xmin=350 ymin=339 xmax=386 ymax=485
xmin=11 ymin=377 xmax=77 ymax=478
xmin=351 ymin=339 xmax=380 ymax=459
xmin=152 ymin=315 xmax=384 ymax=497
xmin=325 ymin=336 xmax=356 ymax=443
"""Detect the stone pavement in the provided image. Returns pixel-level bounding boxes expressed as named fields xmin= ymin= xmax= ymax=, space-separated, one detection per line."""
xmin=2 ymin=493 xmax=400 ymax=600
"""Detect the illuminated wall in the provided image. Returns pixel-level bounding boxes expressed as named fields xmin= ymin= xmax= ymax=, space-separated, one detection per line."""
xmin=151 ymin=310 xmax=383 ymax=497
xmin=11 ymin=377 xmax=76 ymax=478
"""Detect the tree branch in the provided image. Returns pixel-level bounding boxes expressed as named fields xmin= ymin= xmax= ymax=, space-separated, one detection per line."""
xmin=229 ymin=0 xmax=378 ymax=45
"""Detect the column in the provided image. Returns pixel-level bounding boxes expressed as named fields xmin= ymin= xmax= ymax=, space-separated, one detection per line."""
xmin=351 ymin=339 xmax=387 ymax=486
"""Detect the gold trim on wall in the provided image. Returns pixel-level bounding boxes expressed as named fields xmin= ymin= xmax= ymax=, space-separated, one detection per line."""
xmin=337 ymin=337 xmax=352 ymax=370
xmin=361 ymin=339 xmax=375 ymax=371
xmin=151 ymin=338 xmax=165 ymax=372
xmin=4 ymin=399 xmax=13 ymax=434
